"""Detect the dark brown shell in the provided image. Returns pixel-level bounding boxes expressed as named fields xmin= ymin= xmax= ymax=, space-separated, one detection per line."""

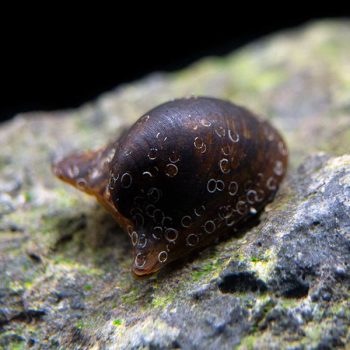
xmin=53 ymin=97 xmax=288 ymax=276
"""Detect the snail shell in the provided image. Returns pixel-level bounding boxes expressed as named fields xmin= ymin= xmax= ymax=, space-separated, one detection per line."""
xmin=53 ymin=97 xmax=288 ymax=276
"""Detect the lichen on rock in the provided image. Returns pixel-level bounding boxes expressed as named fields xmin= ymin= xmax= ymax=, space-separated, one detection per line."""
xmin=1 ymin=20 xmax=350 ymax=349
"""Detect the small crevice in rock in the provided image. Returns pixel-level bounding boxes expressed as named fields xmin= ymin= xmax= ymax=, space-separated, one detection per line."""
xmin=52 ymin=214 xmax=87 ymax=249
xmin=0 ymin=308 xmax=46 ymax=327
xmin=218 ymin=271 xmax=268 ymax=294
xmin=281 ymin=280 xmax=309 ymax=298
xmin=16 ymin=308 xmax=46 ymax=322
xmin=26 ymin=251 xmax=43 ymax=263
xmin=269 ymin=273 xmax=310 ymax=299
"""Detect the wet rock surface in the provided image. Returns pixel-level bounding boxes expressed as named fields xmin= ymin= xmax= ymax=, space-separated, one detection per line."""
xmin=1 ymin=20 xmax=350 ymax=349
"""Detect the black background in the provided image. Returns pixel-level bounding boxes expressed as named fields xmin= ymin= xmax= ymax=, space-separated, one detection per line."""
xmin=0 ymin=10 xmax=349 ymax=123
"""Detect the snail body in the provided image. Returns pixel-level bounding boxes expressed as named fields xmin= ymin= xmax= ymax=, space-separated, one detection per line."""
xmin=53 ymin=97 xmax=288 ymax=276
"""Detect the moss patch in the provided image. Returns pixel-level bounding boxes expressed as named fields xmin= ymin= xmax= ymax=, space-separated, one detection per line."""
xmin=112 ymin=319 xmax=123 ymax=327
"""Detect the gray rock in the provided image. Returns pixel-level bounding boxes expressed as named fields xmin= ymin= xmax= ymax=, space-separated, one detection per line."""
xmin=116 ymin=317 xmax=180 ymax=350
xmin=0 ymin=20 xmax=350 ymax=349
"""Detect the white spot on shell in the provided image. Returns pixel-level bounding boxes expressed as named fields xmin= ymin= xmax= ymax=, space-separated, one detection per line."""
xmin=166 ymin=241 xmax=175 ymax=252
xmin=143 ymin=167 xmax=159 ymax=178
xmin=194 ymin=205 xmax=206 ymax=217
xmin=274 ymin=160 xmax=284 ymax=176
xmin=138 ymin=234 xmax=147 ymax=248
xmin=148 ymin=148 xmax=158 ymax=160
xmin=228 ymin=181 xmax=238 ymax=196
xmin=218 ymin=205 xmax=234 ymax=220
xmin=134 ymin=253 xmax=146 ymax=269
xmin=147 ymin=187 xmax=162 ymax=203
xmin=225 ymin=216 xmax=236 ymax=227
xmin=201 ymin=119 xmax=211 ymax=127
xmin=143 ymin=171 xmax=153 ymax=177
xmin=255 ymin=189 xmax=265 ymax=202
xmin=158 ymin=251 xmax=168 ymax=263
xmin=165 ymin=228 xmax=178 ymax=242
xmin=250 ymin=207 xmax=257 ymax=215
xmin=186 ymin=234 xmax=199 ymax=246
xmin=278 ymin=141 xmax=288 ymax=156
xmin=207 ymin=179 xmax=216 ymax=193
xmin=152 ymin=226 xmax=163 ymax=240
xmin=194 ymin=137 xmax=204 ymax=149
xmin=228 ymin=129 xmax=239 ymax=143
xmin=221 ymin=145 xmax=232 ymax=156
xmin=216 ymin=180 xmax=225 ymax=191
xmin=207 ymin=179 xmax=225 ymax=193
xmin=236 ymin=201 xmax=248 ymax=215
xmin=215 ymin=126 xmax=226 ymax=138
xmin=246 ymin=190 xmax=257 ymax=204
xmin=219 ymin=158 xmax=230 ymax=174
xmin=203 ymin=220 xmax=216 ymax=234
xmin=169 ymin=151 xmax=181 ymax=163
xmin=165 ymin=163 xmax=178 ymax=177
xmin=181 ymin=215 xmax=192 ymax=228
xmin=141 ymin=114 xmax=150 ymax=122
xmin=194 ymin=137 xmax=207 ymax=153
xmin=266 ymin=177 xmax=277 ymax=190
xmin=121 ymin=172 xmax=132 ymax=189
xmin=67 ymin=164 xmax=80 ymax=178
xmin=156 ymin=132 xmax=167 ymax=142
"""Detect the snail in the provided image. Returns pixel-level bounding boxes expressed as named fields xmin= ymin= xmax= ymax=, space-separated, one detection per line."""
xmin=53 ymin=97 xmax=288 ymax=276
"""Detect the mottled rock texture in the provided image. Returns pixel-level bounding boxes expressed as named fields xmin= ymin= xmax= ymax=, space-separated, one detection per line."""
xmin=1 ymin=20 xmax=350 ymax=349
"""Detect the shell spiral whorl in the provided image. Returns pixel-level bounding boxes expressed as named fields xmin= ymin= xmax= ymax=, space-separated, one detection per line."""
xmin=109 ymin=97 xmax=288 ymax=275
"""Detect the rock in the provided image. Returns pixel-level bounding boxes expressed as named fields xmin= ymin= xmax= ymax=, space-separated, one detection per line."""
xmin=189 ymin=283 xmax=213 ymax=300
xmin=115 ymin=317 xmax=180 ymax=350
xmin=1 ymin=20 xmax=350 ymax=349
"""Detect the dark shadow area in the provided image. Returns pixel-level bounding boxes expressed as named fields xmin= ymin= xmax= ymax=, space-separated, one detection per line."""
xmin=155 ymin=211 xmax=264 ymax=281
xmin=1 ymin=13 xmax=349 ymax=122
xmin=218 ymin=271 xmax=268 ymax=294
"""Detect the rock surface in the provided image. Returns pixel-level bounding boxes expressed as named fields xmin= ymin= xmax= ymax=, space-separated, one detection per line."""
xmin=1 ymin=20 xmax=350 ymax=349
